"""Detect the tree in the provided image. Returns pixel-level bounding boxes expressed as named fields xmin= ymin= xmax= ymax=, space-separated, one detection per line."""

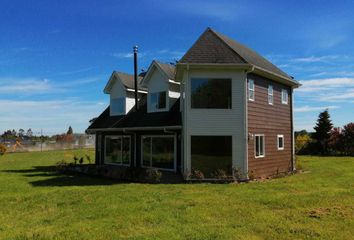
xmin=67 ymin=126 xmax=73 ymax=135
xmin=328 ymin=127 xmax=343 ymax=154
xmin=342 ymin=123 xmax=354 ymax=156
xmin=313 ymin=109 xmax=333 ymax=155
xmin=18 ymin=129 xmax=25 ymax=138
xmin=26 ymin=128 xmax=33 ymax=138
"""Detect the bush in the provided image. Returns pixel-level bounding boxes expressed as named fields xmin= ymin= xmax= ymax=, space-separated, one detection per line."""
xmin=145 ymin=168 xmax=162 ymax=183
xmin=211 ymin=169 xmax=229 ymax=180
xmin=188 ymin=169 xmax=205 ymax=180
xmin=0 ymin=144 xmax=7 ymax=156
xmin=56 ymin=160 xmax=69 ymax=171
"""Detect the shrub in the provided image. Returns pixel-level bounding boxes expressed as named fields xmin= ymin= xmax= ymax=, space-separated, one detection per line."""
xmin=188 ymin=169 xmax=205 ymax=180
xmin=85 ymin=154 xmax=92 ymax=164
xmin=0 ymin=144 xmax=7 ymax=156
xmin=73 ymin=156 xmax=78 ymax=165
xmin=295 ymin=134 xmax=312 ymax=154
xmin=79 ymin=157 xmax=84 ymax=165
xmin=248 ymin=170 xmax=256 ymax=181
xmin=145 ymin=168 xmax=162 ymax=183
xmin=211 ymin=169 xmax=229 ymax=180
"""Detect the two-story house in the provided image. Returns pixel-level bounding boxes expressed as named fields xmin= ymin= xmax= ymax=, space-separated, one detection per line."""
xmin=87 ymin=28 xmax=300 ymax=180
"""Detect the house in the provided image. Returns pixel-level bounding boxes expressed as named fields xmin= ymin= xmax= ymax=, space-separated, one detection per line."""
xmin=87 ymin=28 xmax=300 ymax=180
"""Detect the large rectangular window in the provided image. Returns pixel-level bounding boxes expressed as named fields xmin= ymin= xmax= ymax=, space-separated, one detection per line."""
xmin=191 ymin=136 xmax=232 ymax=178
xmin=191 ymin=78 xmax=231 ymax=109
xmin=268 ymin=85 xmax=273 ymax=105
xmin=255 ymin=134 xmax=265 ymax=158
xmin=150 ymin=91 xmax=167 ymax=111
xmin=142 ymin=135 xmax=175 ymax=170
xmin=105 ymin=136 xmax=131 ymax=165
xmin=111 ymin=97 xmax=125 ymax=115
xmin=248 ymin=79 xmax=255 ymax=101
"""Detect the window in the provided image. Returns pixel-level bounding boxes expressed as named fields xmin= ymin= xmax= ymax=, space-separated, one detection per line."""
xmin=268 ymin=85 xmax=273 ymax=105
xmin=277 ymin=135 xmax=284 ymax=150
xmin=111 ymin=97 xmax=125 ymax=115
xmin=255 ymin=134 xmax=265 ymax=158
xmin=104 ymin=136 xmax=131 ymax=165
xmin=142 ymin=135 xmax=175 ymax=170
xmin=248 ymin=79 xmax=255 ymax=101
xmin=150 ymin=91 xmax=167 ymax=111
xmin=191 ymin=78 xmax=231 ymax=109
xmin=191 ymin=136 xmax=232 ymax=178
xmin=281 ymin=89 xmax=288 ymax=104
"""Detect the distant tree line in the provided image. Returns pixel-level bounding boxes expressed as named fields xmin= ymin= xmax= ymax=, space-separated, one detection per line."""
xmin=296 ymin=109 xmax=354 ymax=156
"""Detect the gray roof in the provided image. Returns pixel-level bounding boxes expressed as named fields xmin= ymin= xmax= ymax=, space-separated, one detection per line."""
xmin=113 ymin=71 xmax=145 ymax=90
xmin=155 ymin=61 xmax=176 ymax=80
xmin=180 ymin=28 xmax=292 ymax=80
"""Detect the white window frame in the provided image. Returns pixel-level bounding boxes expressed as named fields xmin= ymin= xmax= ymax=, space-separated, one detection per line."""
xmin=148 ymin=91 xmax=168 ymax=112
xmin=104 ymin=135 xmax=131 ymax=166
xmin=140 ymin=135 xmax=177 ymax=172
xmin=268 ymin=85 xmax=273 ymax=105
xmin=281 ymin=89 xmax=288 ymax=105
xmin=254 ymin=134 xmax=265 ymax=158
xmin=277 ymin=134 xmax=284 ymax=150
xmin=110 ymin=97 xmax=126 ymax=116
xmin=248 ymin=79 xmax=255 ymax=101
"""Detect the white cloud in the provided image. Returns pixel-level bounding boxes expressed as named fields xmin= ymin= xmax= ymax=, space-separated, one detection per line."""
xmin=297 ymin=77 xmax=354 ymax=92
xmin=112 ymin=52 xmax=134 ymax=58
xmin=294 ymin=105 xmax=339 ymax=113
xmin=291 ymin=55 xmax=342 ymax=63
xmin=0 ymin=99 xmax=106 ymax=135
xmin=0 ymin=78 xmax=53 ymax=94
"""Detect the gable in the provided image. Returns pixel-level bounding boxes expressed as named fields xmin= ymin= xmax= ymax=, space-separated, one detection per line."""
xmin=148 ymin=66 xmax=168 ymax=93
xmin=180 ymin=29 xmax=246 ymax=64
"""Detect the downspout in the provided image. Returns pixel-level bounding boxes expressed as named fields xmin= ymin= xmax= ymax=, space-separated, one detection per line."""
xmin=133 ymin=45 xmax=139 ymax=111
xmin=243 ymin=65 xmax=255 ymax=180
xmin=291 ymin=87 xmax=296 ymax=171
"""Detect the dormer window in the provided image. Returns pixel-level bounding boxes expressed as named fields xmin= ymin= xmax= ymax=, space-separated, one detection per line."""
xmin=150 ymin=91 xmax=167 ymax=111
xmin=111 ymin=97 xmax=125 ymax=116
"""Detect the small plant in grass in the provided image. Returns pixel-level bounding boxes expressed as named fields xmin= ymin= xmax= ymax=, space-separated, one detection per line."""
xmin=248 ymin=170 xmax=256 ymax=181
xmin=56 ymin=160 xmax=68 ymax=171
xmin=85 ymin=154 xmax=92 ymax=164
xmin=145 ymin=168 xmax=162 ymax=183
xmin=295 ymin=156 xmax=303 ymax=171
xmin=73 ymin=156 xmax=78 ymax=165
xmin=211 ymin=169 xmax=229 ymax=180
xmin=0 ymin=144 xmax=6 ymax=156
xmin=79 ymin=157 xmax=84 ymax=165
xmin=232 ymin=167 xmax=242 ymax=181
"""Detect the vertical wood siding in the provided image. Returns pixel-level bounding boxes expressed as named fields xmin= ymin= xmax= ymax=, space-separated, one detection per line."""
xmin=247 ymin=74 xmax=292 ymax=177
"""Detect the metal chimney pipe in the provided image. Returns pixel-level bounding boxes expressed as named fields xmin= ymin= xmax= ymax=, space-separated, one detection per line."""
xmin=133 ymin=45 xmax=139 ymax=111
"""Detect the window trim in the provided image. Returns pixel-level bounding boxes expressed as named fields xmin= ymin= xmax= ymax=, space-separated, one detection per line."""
xmin=277 ymin=134 xmax=284 ymax=150
xmin=110 ymin=97 xmax=126 ymax=116
xmin=281 ymin=89 xmax=288 ymax=105
xmin=104 ymin=135 xmax=131 ymax=166
xmin=248 ymin=79 xmax=255 ymax=101
xmin=190 ymin=78 xmax=232 ymax=109
xmin=148 ymin=91 xmax=168 ymax=112
xmin=268 ymin=85 xmax=273 ymax=105
xmin=254 ymin=134 xmax=265 ymax=158
xmin=140 ymin=135 xmax=177 ymax=172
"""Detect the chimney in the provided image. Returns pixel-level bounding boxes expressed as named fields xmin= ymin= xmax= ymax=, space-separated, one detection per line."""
xmin=133 ymin=45 xmax=139 ymax=110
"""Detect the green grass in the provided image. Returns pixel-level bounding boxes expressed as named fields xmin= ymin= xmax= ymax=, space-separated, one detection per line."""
xmin=0 ymin=150 xmax=353 ymax=240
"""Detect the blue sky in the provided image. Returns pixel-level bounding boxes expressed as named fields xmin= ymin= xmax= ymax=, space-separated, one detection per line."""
xmin=1 ymin=0 xmax=353 ymax=135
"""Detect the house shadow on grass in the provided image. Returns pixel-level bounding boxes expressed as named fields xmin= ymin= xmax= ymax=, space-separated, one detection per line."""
xmin=2 ymin=166 xmax=120 ymax=187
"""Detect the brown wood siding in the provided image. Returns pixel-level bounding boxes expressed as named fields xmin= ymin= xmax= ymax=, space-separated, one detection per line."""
xmin=247 ymin=73 xmax=292 ymax=177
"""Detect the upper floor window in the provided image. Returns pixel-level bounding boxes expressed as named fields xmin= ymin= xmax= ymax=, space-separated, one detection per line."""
xmin=248 ymin=79 xmax=255 ymax=101
xmin=191 ymin=78 xmax=231 ymax=109
xmin=150 ymin=91 xmax=167 ymax=111
xmin=281 ymin=89 xmax=288 ymax=104
xmin=268 ymin=85 xmax=273 ymax=105
xmin=111 ymin=97 xmax=125 ymax=115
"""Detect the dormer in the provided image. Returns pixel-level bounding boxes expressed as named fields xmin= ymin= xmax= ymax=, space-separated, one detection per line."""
xmin=140 ymin=61 xmax=180 ymax=113
xmin=104 ymin=71 xmax=146 ymax=116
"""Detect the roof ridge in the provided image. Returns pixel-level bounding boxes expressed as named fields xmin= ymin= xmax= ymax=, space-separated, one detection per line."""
xmin=207 ymin=28 xmax=248 ymax=64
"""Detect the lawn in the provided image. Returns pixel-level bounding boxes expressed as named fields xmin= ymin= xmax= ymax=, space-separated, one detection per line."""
xmin=0 ymin=150 xmax=353 ymax=240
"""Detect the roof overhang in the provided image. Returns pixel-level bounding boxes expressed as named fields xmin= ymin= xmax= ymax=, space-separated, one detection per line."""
xmin=86 ymin=125 xmax=182 ymax=134
xmin=175 ymin=63 xmax=301 ymax=88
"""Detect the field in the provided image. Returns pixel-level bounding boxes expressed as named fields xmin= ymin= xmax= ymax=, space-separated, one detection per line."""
xmin=0 ymin=150 xmax=353 ymax=239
